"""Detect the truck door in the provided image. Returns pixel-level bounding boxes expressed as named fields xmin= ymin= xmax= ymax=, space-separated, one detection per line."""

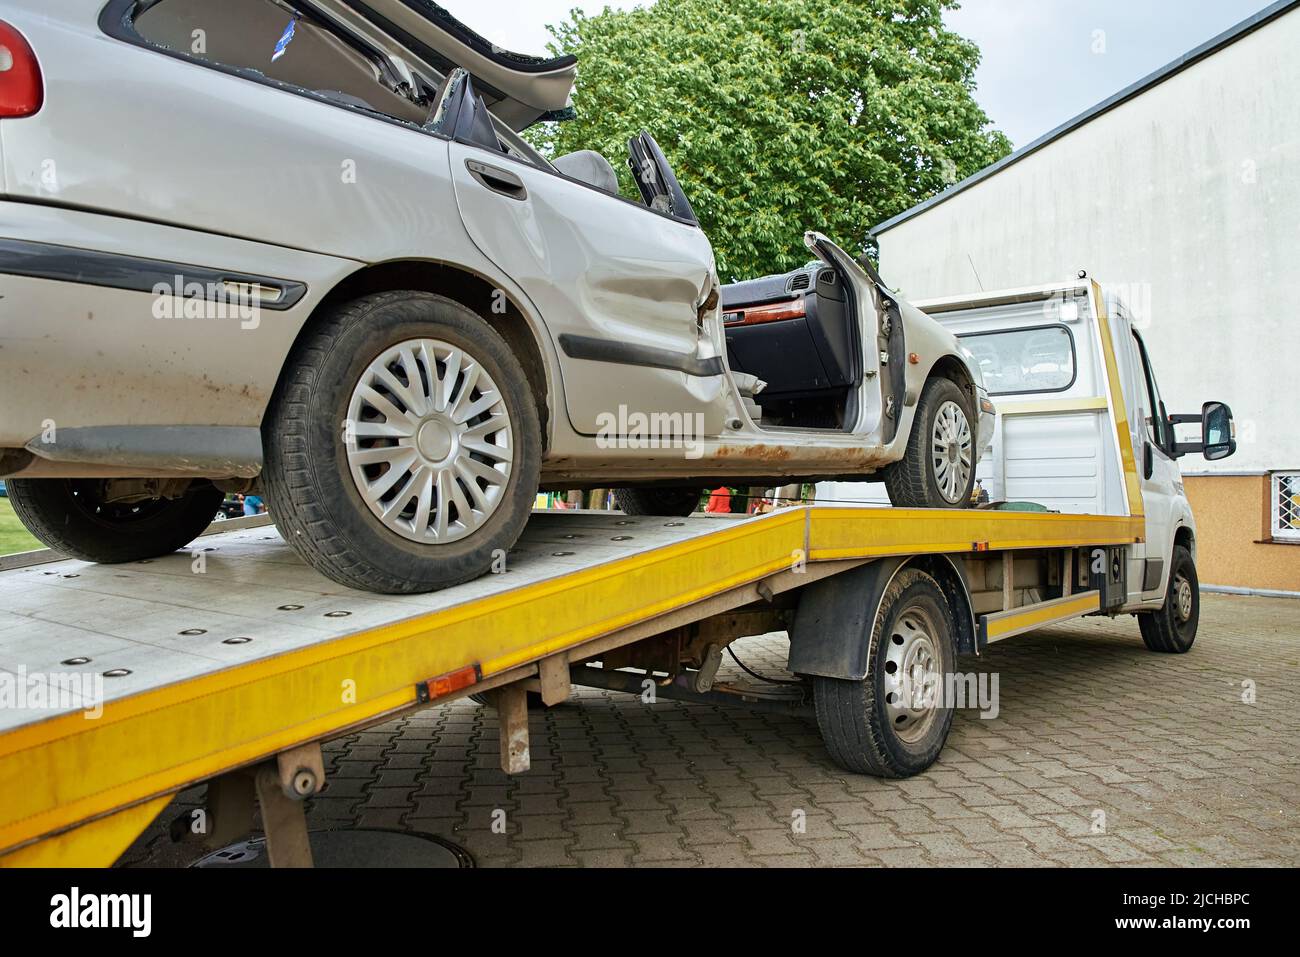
xmin=1125 ymin=327 xmax=1181 ymax=600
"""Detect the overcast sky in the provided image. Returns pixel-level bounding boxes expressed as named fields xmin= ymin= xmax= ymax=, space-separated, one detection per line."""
xmin=441 ymin=0 xmax=1279 ymax=147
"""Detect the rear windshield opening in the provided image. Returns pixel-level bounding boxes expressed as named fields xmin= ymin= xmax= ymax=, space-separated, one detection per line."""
xmin=132 ymin=0 xmax=436 ymax=124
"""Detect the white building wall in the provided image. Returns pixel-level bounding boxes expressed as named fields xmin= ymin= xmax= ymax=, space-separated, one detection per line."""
xmin=876 ymin=6 xmax=1300 ymax=475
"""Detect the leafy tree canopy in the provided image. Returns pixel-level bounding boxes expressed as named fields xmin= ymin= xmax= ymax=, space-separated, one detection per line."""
xmin=526 ymin=0 xmax=1011 ymax=280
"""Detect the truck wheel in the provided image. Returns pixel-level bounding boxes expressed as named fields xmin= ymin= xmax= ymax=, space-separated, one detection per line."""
xmin=883 ymin=378 xmax=976 ymax=509
xmin=1138 ymin=544 xmax=1199 ymax=653
xmin=262 ymin=291 xmax=541 ymax=594
xmin=613 ymin=487 xmax=701 ymax=517
xmin=813 ymin=568 xmax=956 ymax=777
xmin=5 ymin=478 xmax=223 ymax=563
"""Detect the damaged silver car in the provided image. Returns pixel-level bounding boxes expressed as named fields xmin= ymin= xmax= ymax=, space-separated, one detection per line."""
xmin=0 ymin=0 xmax=992 ymax=592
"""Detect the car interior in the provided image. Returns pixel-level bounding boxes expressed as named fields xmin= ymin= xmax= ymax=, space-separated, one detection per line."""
xmin=721 ymin=265 xmax=862 ymax=430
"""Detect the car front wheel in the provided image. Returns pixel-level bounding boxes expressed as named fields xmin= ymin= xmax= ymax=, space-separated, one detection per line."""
xmin=884 ymin=377 xmax=976 ymax=509
xmin=262 ymin=291 xmax=541 ymax=594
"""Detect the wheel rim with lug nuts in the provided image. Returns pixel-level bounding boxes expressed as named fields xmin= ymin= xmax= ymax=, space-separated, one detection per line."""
xmin=931 ymin=400 xmax=973 ymax=504
xmin=882 ymin=606 xmax=943 ymax=743
xmin=1174 ymin=572 xmax=1194 ymax=623
xmin=345 ymin=338 xmax=513 ymax=545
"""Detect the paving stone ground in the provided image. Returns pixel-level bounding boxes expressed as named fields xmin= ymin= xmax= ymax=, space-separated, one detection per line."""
xmin=121 ymin=593 xmax=1300 ymax=867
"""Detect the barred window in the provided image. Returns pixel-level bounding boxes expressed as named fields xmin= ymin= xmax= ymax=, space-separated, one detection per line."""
xmin=1272 ymin=472 xmax=1300 ymax=543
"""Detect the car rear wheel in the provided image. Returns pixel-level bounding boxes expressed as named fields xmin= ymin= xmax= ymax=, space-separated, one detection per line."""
xmin=612 ymin=487 xmax=701 ymax=517
xmin=5 ymin=478 xmax=224 ymax=563
xmin=883 ymin=377 xmax=976 ymax=509
xmin=1138 ymin=544 xmax=1199 ymax=653
xmin=262 ymin=291 xmax=541 ymax=594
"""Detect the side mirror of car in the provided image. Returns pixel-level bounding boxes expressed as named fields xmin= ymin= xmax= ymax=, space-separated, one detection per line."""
xmin=1170 ymin=401 xmax=1236 ymax=460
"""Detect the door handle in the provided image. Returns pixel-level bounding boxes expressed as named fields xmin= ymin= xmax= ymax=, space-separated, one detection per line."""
xmin=466 ymin=159 xmax=528 ymax=200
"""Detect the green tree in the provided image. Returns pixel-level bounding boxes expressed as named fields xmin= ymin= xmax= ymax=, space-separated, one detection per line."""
xmin=527 ymin=0 xmax=1011 ymax=280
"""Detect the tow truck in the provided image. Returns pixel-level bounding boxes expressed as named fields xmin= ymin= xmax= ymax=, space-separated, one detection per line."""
xmin=0 ymin=279 xmax=1235 ymax=866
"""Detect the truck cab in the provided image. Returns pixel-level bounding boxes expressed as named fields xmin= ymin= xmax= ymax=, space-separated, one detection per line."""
xmin=819 ymin=277 xmax=1235 ymax=614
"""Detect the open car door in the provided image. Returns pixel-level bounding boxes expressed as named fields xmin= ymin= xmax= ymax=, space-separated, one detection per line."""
xmin=802 ymin=233 xmax=901 ymax=446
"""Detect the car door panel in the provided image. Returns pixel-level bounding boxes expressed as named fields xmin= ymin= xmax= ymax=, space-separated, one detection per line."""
xmin=448 ymin=142 xmax=728 ymax=437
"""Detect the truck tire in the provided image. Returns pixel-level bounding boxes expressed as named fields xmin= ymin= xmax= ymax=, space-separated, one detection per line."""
xmin=6 ymin=478 xmax=223 ymax=563
xmin=262 ymin=291 xmax=541 ymax=594
xmin=1138 ymin=544 xmax=1199 ymax=653
xmin=613 ymin=487 xmax=701 ymax=517
xmin=883 ymin=378 xmax=976 ymax=509
xmin=813 ymin=568 xmax=957 ymax=777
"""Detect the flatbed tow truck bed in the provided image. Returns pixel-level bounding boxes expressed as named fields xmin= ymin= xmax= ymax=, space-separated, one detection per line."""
xmin=0 ymin=504 xmax=1141 ymax=867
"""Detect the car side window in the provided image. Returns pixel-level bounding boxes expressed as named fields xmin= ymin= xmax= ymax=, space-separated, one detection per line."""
xmin=130 ymin=0 xmax=436 ymax=125
xmin=1132 ymin=330 xmax=1172 ymax=452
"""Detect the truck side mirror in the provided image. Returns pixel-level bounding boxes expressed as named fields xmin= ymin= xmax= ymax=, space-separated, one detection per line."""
xmin=1171 ymin=401 xmax=1236 ymax=460
xmin=1201 ymin=401 xmax=1236 ymax=460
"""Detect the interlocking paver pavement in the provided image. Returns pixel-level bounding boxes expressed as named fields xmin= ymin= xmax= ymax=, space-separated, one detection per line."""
xmin=121 ymin=593 xmax=1300 ymax=867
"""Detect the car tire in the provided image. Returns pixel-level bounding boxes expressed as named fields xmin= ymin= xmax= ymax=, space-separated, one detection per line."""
xmin=813 ymin=568 xmax=957 ymax=777
xmin=883 ymin=377 xmax=976 ymax=509
xmin=262 ymin=291 xmax=541 ymax=594
xmin=612 ymin=487 xmax=701 ymax=517
xmin=6 ymin=478 xmax=224 ymax=563
xmin=1138 ymin=544 xmax=1199 ymax=653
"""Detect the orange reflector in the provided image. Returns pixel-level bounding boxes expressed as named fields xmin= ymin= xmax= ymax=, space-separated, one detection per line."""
xmin=973 ymin=541 xmax=990 ymax=552
xmin=908 ymin=352 xmax=920 ymax=364
xmin=416 ymin=663 xmax=482 ymax=702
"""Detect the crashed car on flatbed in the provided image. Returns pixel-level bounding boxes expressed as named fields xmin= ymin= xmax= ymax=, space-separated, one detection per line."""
xmin=0 ymin=0 xmax=992 ymax=593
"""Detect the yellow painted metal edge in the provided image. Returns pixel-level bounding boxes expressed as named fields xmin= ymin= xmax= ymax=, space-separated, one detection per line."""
xmin=996 ymin=396 xmax=1108 ymax=416
xmin=1090 ymin=282 xmax=1145 ymax=518
xmin=983 ymin=591 xmax=1101 ymax=642
xmin=0 ymin=510 xmax=806 ymax=857
xmin=0 ymin=795 xmax=171 ymax=868
xmin=807 ymin=507 xmax=1143 ymax=562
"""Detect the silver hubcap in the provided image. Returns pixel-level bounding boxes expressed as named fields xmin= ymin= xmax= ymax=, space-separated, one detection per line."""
xmin=345 ymin=338 xmax=513 ymax=545
xmin=931 ymin=400 xmax=973 ymax=504
xmin=1174 ymin=573 xmax=1193 ymax=622
xmin=883 ymin=607 xmax=943 ymax=743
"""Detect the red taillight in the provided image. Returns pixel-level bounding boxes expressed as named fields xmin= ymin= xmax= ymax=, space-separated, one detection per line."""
xmin=0 ymin=21 xmax=42 ymax=118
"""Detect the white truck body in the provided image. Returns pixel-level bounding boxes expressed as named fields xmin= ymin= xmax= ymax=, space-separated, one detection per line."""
xmin=819 ymin=279 xmax=1230 ymax=612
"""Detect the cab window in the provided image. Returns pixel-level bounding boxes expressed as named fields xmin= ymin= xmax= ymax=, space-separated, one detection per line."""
xmin=958 ymin=324 xmax=1076 ymax=395
xmin=1132 ymin=330 xmax=1173 ymax=452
